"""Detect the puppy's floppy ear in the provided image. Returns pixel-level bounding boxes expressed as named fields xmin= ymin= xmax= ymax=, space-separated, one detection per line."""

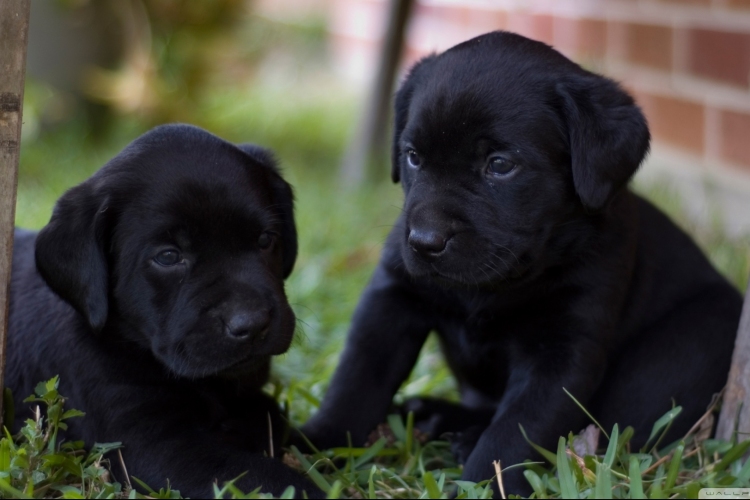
xmin=391 ymin=56 xmax=437 ymax=183
xmin=35 ymin=180 xmax=112 ymax=332
xmin=557 ymin=74 xmax=650 ymax=210
xmin=237 ymin=144 xmax=298 ymax=279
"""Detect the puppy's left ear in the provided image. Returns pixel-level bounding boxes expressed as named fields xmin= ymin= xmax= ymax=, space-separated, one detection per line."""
xmin=392 ymin=55 xmax=437 ymax=183
xmin=557 ymin=75 xmax=650 ymax=210
xmin=237 ymin=144 xmax=298 ymax=278
xmin=35 ymin=181 xmax=112 ymax=332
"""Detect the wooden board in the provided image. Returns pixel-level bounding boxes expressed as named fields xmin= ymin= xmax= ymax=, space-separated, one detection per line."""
xmin=0 ymin=0 xmax=31 ymax=426
xmin=717 ymin=286 xmax=750 ymax=443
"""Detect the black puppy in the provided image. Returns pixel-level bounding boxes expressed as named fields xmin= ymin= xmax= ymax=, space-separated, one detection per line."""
xmin=302 ymin=32 xmax=743 ymax=494
xmin=8 ymin=124 xmax=321 ymax=498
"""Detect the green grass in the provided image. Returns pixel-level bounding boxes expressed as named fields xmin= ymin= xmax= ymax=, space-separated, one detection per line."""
xmin=13 ymin=78 xmax=750 ymax=498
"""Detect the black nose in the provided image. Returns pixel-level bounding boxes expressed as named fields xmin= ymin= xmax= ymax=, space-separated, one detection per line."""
xmin=224 ymin=310 xmax=271 ymax=340
xmin=408 ymin=229 xmax=449 ymax=258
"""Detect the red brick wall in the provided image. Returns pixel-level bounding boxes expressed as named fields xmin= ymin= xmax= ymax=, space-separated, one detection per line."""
xmin=326 ymin=0 xmax=750 ymax=181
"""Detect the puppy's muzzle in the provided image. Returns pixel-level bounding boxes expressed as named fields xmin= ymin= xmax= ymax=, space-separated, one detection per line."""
xmin=223 ymin=309 xmax=271 ymax=343
xmin=408 ymin=228 xmax=451 ymax=260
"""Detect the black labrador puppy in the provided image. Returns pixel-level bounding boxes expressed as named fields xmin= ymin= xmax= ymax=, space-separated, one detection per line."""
xmin=301 ymin=32 xmax=743 ymax=494
xmin=8 ymin=124 xmax=321 ymax=498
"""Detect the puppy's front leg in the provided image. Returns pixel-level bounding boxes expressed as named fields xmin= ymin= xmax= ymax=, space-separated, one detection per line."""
xmin=461 ymin=340 xmax=606 ymax=496
xmin=301 ymin=264 xmax=432 ymax=448
xmin=104 ymin=395 xmax=323 ymax=498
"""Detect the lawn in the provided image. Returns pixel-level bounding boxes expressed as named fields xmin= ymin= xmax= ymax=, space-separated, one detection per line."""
xmin=10 ymin=71 xmax=750 ymax=498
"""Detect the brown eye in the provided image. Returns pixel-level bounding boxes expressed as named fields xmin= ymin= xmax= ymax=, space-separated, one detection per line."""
xmin=406 ymin=149 xmax=422 ymax=168
xmin=486 ymin=156 xmax=516 ymax=177
xmin=258 ymin=232 xmax=274 ymax=249
xmin=154 ymin=250 xmax=181 ymax=266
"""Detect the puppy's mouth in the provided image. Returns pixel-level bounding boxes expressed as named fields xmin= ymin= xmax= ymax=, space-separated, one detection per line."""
xmin=402 ymin=241 xmax=529 ymax=288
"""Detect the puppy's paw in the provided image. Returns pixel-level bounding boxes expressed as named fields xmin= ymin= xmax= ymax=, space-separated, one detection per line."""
xmin=400 ymin=398 xmax=495 ymax=441
xmin=449 ymin=425 xmax=484 ymax=464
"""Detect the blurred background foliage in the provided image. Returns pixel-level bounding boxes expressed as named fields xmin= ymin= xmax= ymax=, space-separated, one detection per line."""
xmin=16 ymin=0 xmax=750 ymax=430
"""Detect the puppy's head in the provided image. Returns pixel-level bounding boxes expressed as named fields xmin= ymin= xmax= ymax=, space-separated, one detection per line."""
xmin=35 ymin=124 xmax=299 ymax=378
xmin=391 ymin=31 xmax=650 ymax=286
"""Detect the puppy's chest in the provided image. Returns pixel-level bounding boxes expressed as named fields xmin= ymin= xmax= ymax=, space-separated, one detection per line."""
xmin=432 ymin=302 xmax=556 ymax=397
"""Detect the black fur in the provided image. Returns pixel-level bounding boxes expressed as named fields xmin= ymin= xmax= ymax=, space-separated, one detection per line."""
xmin=302 ymin=32 xmax=742 ymax=495
xmin=8 ymin=124 xmax=321 ymax=498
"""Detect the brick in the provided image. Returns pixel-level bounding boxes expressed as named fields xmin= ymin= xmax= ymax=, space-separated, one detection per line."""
xmin=719 ymin=110 xmax=750 ymax=168
xmin=607 ymin=21 xmax=673 ymax=70
xmin=553 ymin=17 xmax=607 ymax=59
xmin=723 ymin=0 xmax=750 ymax=8
xmin=463 ymin=7 xmax=507 ymax=39
xmin=685 ymin=28 xmax=750 ymax=87
xmin=656 ymin=0 xmax=711 ymax=5
xmin=408 ymin=3 xmax=469 ymax=52
xmin=506 ymin=12 xmax=554 ymax=45
xmin=635 ymin=92 xmax=705 ymax=154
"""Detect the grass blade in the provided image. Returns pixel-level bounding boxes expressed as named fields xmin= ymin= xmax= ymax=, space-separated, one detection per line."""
xmin=520 ymin=424 xmax=557 ymax=466
xmin=594 ymin=462 xmax=612 ymax=499
xmin=714 ymin=439 xmax=750 ymax=473
xmin=368 ymin=465 xmax=377 ymax=499
xmin=664 ymin=442 xmax=683 ymax=491
xmin=557 ymin=437 xmax=578 ymax=499
xmin=290 ymin=445 xmax=331 ymax=493
xmin=423 ymin=471 xmax=442 ymax=498
xmin=629 ymin=455 xmax=645 ymax=499
xmin=353 ymin=437 xmax=387 ymax=469
xmin=645 ymin=407 xmax=682 ymax=449
xmin=563 ymin=388 xmax=609 ymax=440
xmin=387 ymin=414 xmax=406 ymax=442
xmin=603 ymin=424 xmax=619 ymax=468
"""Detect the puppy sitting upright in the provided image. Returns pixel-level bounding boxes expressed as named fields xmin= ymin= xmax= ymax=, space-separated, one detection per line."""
xmin=8 ymin=124 xmax=320 ymax=498
xmin=302 ymin=32 xmax=743 ymax=494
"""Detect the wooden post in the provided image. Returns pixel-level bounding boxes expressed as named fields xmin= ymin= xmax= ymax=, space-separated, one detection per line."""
xmin=0 ymin=0 xmax=31 ymax=426
xmin=341 ymin=0 xmax=415 ymax=185
xmin=717 ymin=285 xmax=750 ymax=443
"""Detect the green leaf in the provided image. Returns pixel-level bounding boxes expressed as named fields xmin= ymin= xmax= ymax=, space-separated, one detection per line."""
xmin=423 ymin=471 xmax=442 ymax=498
xmin=714 ymin=439 xmax=750 ymax=473
xmin=523 ymin=469 xmax=546 ymax=498
xmin=0 ymin=439 xmax=10 ymax=472
xmin=645 ymin=407 xmax=682 ymax=448
xmin=353 ymin=437 xmax=387 ymax=469
xmin=280 ymin=485 xmax=296 ymax=498
xmin=131 ymin=476 xmax=156 ymax=494
xmin=327 ymin=480 xmax=343 ymax=499
xmin=293 ymin=386 xmax=321 ymax=408
xmin=61 ymin=409 xmax=85 ymax=420
xmin=629 ymin=455 xmax=645 ymax=499
xmin=664 ymin=442 xmax=684 ymax=491
xmin=290 ymin=446 xmax=331 ymax=493
xmin=368 ymin=465 xmax=377 ymax=499
xmin=556 ymin=437 xmax=578 ymax=499
xmin=0 ymin=476 xmax=30 ymax=499
xmin=594 ymin=462 xmax=612 ymax=499
xmin=387 ymin=413 xmax=406 ymax=442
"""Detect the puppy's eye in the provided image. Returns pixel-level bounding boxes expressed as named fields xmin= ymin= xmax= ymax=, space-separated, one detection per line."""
xmin=486 ymin=156 xmax=516 ymax=177
xmin=258 ymin=231 xmax=275 ymax=250
xmin=154 ymin=250 xmax=182 ymax=267
xmin=406 ymin=149 xmax=422 ymax=169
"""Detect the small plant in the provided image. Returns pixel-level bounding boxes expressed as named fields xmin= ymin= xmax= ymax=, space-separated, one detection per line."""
xmin=0 ymin=376 xmax=124 ymax=498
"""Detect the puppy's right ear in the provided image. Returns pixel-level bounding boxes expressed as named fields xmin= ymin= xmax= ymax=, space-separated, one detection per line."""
xmin=237 ymin=144 xmax=298 ymax=279
xmin=35 ymin=181 xmax=111 ymax=332
xmin=391 ymin=56 xmax=436 ymax=183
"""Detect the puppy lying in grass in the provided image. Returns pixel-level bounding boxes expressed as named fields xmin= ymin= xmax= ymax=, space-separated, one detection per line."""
xmin=7 ymin=124 xmax=320 ymax=498
xmin=301 ymin=31 xmax=743 ymax=495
